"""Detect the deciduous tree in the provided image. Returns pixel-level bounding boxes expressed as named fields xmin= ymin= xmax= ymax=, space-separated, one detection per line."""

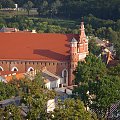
xmin=23 ymin=1 xmax=34 ymax=16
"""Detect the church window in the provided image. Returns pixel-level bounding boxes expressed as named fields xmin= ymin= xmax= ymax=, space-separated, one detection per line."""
xmin=0 ymin=66 xmax=4 ymax=71
xmin=27 ymin=67 xmax=34 ymax=72
xmin=11 ymin=67 xmax=18 ymax=71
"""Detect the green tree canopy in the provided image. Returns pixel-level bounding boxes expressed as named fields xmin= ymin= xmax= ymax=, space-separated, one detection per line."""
xmin=88 ymin=37 xmax=101 ymax=56
xmin=51 ymin=99 xmax=97 ymax=120
xmin=73 ymin=54 xmax=107 ymax=85
xmin=73 ymin=54 xmax=120 ymax=119
xmin=23 ymin=1 xmax=34 ymax=16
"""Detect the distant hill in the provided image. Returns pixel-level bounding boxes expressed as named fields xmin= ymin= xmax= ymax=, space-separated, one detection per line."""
xmin=0 ymin=0 xmax=120 ymax=20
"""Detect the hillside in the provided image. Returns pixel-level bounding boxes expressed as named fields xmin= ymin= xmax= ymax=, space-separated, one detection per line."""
xmin=0 ymin=0 xmax=120 ymax=20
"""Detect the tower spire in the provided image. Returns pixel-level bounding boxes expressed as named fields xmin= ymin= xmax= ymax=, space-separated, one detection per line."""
xmin=79 ymin=18 xmax=86 ymax=43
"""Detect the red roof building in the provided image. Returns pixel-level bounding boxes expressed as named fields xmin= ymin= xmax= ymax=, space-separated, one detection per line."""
xmin=0 ymin=22 xmax=88 ymax=86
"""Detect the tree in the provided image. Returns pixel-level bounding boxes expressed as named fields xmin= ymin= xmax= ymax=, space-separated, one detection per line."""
xmin=0 ymin=82 xmax=17 ymax=101
xmin=73 ymin=54 xmax=107 ymax=85
xmin=50 ymin=0 xmax=62 ymax=17
xmin=114 ymin=42 xmax=120 ymax=60
xmin=23 ymin=1 xmax=34 ymax=16
xmin=88 ymin=37 xmax=101 ymax=56
xmin=108 ymin=64 xmax=120 ymax=77
xmin=51 ymin=99 xmax=97 ymax=120
xmin=0 ymin=0 xmax=15 ymax=8
xmin=19 ymin=73 xmax=55 ymax=119
xmin=89 ymin=75 xmax=120 ymax=119
xmin=85 ymin=24 xmax=94 ymax=36
xmin=0 ymin=72 xmax=55 ymax=119
xmin=73 ymin=54 xmax=120 ymax=119
xmin=0 ymin=105 xmax=22 ymax=120
xmin=37 ymin=1 xmax=48 ymax=16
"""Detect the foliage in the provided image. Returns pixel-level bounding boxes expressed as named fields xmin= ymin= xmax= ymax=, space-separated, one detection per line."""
xmin=73 ymin=54 xmax=107 ymax=84
xmin=0 ymin=0 xmax=15 ymax=8
xmin=37 ymin=0 xmax=49 ymax=16
xmin=88 ymin=37 xmax=101 ymax=56
xmin=0 ymin=72 xmax=96 ymax=120
xmin=108 ymin=64 xmax=120 ymax=77
xmin=73 ymin=54 xmax=120 ymax=119
xmin=0 ymin=82 xmax=17 ymax=101
xmin=0 ymin=105 xmax=21 ymax=120
xmin=23 ymin=1 xmax=34 ymax=16
xmin=1 ymin=0 xmax=118 ymax=20
xmin=14 ymin=73 xmax=55 ymax=119
xmin=51 ymin=98 xmax=97 ymax=120
xmin=89 ymin=75 xmax=120 ymax=119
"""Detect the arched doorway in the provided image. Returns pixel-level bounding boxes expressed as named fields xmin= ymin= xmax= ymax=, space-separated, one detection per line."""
xmin=62 ymin=69 xmax=68 ymax=85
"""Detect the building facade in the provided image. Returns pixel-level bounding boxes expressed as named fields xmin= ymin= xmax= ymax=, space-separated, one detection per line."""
xmin=0 ymin=22 xmax=88 ymax=86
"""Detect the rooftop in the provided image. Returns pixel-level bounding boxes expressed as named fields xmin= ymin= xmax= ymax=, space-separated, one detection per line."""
xmin=0 ymin=32 xmax=79 ymax=61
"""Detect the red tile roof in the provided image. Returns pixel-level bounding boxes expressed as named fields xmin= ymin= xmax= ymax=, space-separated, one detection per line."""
xmin=0 ymin=33 xmax=79 ymax=61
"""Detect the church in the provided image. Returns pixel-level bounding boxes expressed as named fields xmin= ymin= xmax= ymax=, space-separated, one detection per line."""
xmin=0 ymin=22 xmax=88 ymax=86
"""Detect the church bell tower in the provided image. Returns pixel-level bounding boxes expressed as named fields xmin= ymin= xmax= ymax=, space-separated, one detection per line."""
xmin=68 ymin=21 xmax=88 ymax=86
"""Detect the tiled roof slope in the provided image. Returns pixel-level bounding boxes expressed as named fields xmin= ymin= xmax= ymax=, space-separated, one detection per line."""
xmin=0 ymin=33 xmax=79 ymax=61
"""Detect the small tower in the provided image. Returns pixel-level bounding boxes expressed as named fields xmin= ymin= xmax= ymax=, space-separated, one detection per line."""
xmin=70 ymin=37 xmax=78 ymax=67
xmin=78 ymin=21 xmax=88 ymax=60
xmin=69 ymin=37 xmax=78 ymax=85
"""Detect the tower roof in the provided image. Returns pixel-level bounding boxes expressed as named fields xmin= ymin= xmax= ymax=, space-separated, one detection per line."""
xmin=71 ymin=37 xmax=77 ymax=43
xmin=79 ymin=21 xmax=86 ymax=43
